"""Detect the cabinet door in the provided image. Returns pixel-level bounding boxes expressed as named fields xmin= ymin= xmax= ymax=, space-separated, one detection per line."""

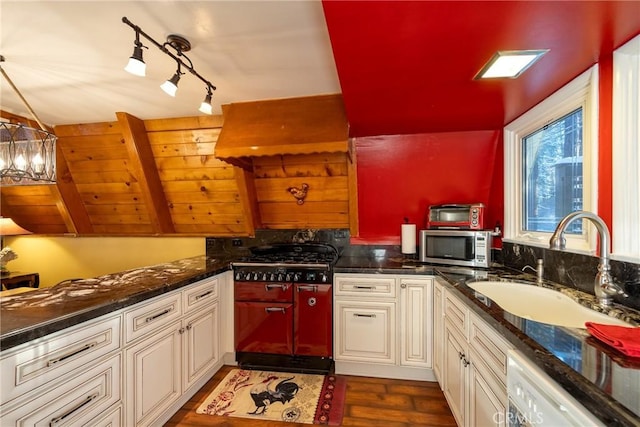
xmin=443 ymin=321 xmax=467 ymax=427
xmin=469 ymin=349 xmax=507 ymax=427
xmin=399 ymin=277 xmax=433 ymax=368
xmin=334 ymin=300 xmax=396 ymax=364
xmin=125 ymin=321 xmax=182 ymax=427
xmin=433 ymin=279 xmax=445 ymax=385
xmin=183 ymin=303 xmax=219 ymax=391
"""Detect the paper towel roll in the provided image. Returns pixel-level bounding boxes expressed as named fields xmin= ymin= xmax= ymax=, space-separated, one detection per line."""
xmin=401 ymin=223 xmax=416 ymax=254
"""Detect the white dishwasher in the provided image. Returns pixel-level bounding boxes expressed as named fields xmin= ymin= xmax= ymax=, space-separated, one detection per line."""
xmin=507 ymin=350 xmax=604 ymax=427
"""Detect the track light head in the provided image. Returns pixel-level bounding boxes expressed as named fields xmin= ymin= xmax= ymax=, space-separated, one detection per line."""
xmin=199 ymin=88 xmax=213 ymax=114
xmin=124 ymin=29 xmax=147 ymax=77
xmin=125 ymin=45 xmax=146 ymax=76
xmin=160 ymin=69 xmax=181 ymax=97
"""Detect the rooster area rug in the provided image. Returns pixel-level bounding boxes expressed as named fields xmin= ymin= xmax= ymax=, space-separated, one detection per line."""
xmin=196 ymin=369 xmax=346 ymax=425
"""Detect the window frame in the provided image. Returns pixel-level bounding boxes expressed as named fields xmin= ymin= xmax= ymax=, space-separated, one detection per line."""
xmin=612 ymin=35 xmax=640 ymax=262
xmin=504 ymin=66 xmax=599 ymax=253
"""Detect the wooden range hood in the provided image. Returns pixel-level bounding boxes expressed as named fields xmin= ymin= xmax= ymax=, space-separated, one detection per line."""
xmin=214 ymin=94 xmax=351 ymax=169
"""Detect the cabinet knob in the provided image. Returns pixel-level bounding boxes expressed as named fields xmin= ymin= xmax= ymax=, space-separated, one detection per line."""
xmin=400 ymin=283 xmax=407 ymax=289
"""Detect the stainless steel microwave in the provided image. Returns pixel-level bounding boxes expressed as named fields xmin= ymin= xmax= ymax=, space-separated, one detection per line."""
xmin=419 ymin=229 xmax=492 ymax=268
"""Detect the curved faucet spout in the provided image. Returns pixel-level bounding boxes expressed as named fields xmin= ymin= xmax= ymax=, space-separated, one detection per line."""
xmin=549 ymin=211 xmax=610 ymax=262
xmin=549 ymin=211 xmax=625 ymax=307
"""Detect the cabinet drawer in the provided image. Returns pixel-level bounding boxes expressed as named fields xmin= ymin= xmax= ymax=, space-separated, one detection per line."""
xmin=444 ymin=291 xmax=468 ymax=338
xmin=1 ymin=354 xmax=121 ymax=426
xmin=469 ymin=313 xmax=511 ymax=385
xmin=334 ymin=274 xmax=396 ymax=298
xmin=0 ymin=314 xmax=121 ymax=405
xmin=124 ymin=292 xmax=182 ymax=343
xmin=183 ymin=277 xmax=218 ymax=313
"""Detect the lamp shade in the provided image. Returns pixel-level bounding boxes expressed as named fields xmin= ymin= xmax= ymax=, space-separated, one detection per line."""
xmin=0 ymin=217 xmax=32 ymax=236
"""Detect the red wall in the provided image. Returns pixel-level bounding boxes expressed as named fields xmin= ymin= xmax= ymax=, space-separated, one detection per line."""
xmin=353 ymin=130 xmax=503 ymax=245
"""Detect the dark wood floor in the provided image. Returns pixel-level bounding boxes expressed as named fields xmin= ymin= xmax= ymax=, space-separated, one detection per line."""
xmin=165 ymin=365 xmax=457 ymax=427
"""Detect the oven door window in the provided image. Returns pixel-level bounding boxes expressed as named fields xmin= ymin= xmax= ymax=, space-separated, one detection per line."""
xmin=426 ymin=235 xmax=474 ymax=260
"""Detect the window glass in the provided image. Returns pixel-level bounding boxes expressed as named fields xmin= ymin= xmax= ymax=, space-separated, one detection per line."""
xmin=522 ymin=108 xmax=583 ymax=233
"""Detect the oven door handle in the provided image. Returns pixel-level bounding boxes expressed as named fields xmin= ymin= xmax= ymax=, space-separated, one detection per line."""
xmin=264 ymin=284 xmax=288 ymax=291
xmin=264 ymin=307 xmax=287 ymax=313
xmin=297 ymin=285 xmax=318 ymax=292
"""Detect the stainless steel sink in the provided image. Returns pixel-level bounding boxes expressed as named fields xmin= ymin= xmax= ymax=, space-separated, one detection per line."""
xmin=467 ymin=281 xmax=630 ymax=328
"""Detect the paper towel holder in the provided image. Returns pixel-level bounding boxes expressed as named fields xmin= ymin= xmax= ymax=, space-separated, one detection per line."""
xmin=401 ymin=218 xmax=417 ymax=256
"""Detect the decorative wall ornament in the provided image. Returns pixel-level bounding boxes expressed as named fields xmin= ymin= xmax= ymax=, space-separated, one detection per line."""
xmin=287 ymin=183 xmax=309 ymax=205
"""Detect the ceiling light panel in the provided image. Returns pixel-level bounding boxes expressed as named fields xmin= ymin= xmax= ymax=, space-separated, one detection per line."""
xmin=476 ymin=50 xmax=549 ymax=79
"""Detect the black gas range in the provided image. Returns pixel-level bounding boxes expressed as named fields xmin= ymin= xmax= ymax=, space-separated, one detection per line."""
xmin=231 ymin=242 xmax=339 ymax=374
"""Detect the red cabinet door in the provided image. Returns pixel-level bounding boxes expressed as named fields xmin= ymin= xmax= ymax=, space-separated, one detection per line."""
xmin=294 ymin=284 xmax=333 ymax=357
xmin=235 ymin=301 xmax=294 ymax=354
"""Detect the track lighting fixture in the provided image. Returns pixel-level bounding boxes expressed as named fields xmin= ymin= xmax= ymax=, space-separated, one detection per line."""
xmin=122 ymin=17 xmax=217 ymax=114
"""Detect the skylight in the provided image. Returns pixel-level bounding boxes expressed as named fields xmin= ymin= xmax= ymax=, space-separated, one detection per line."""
xmin=475 ymin=50 xmax=549 ymax=79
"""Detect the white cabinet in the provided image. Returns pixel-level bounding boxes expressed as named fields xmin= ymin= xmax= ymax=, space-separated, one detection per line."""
xmin=333 ymin=273 xmax=434 ymax=381
xmin=1 ymin=354 xmax=121 ymax=426
xmin=444 ymin=319 xmax=468 ymax=426
xmin=0 ymin=313 xmax=122 ymax=426
xmin=0 ymin=271 xmax=226 ymax=427
xmin=124 ymin=275 xmax=222 ymax=427
xmin=433 ymin=278 xmax=445 ymax=384
xmin=334 ymin=299 xmax=396 ymax=363
xmin=399 ymin=277 xmax=432 ymax=368
xmin=1 ymin=313 xmax=121 ymax=406
xmin=125 ymin=319 xmax=182 ymax=426
xmin=183 ymin=301 xmax=219 ymax=390
xmin=440 ymin=288 xmax=512 ymax=427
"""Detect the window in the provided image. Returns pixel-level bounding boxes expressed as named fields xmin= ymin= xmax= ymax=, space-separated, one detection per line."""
xmin=613 ymin=35 xmax=640 ymax=262
xmin=504 ymin=66 xmax=598 ymax=252
xmin=522 ymin=108 xmax=583 ymax=234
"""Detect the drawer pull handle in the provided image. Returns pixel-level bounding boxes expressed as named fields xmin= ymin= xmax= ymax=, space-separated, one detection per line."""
xmin=353 ymin=313 xmax=376 ymax=318
xmin=297 ymin=285 xmax=317 ymax=292
xmin=353 ymin=285 xmax=375 ymax=290
xmin=145 ymin=307 xmax=173 ymax=323
xmin=265 ymin=284 xmax=288 ymax=291
xmin=47 ymin=342 xmax=97 ymax=367
xmin=265 ymin=307 xmax=286 ymax=313
xmin=194 ymin=290 xmax=213 ymax=300
xmin=50 ymin=393 xmax=99 ymax=426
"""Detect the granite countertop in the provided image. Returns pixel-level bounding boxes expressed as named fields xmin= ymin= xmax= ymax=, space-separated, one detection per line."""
xmin=3 ymin=251 xmax=640 ymax=425
xmin=335 ymin=254 xmax=640 ymax=427
xmin=0 ymin=255 xmax=233 ymax=351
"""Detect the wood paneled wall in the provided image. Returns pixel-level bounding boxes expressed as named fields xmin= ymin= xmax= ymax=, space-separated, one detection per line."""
xmin=1 ymin=113 xmax=259 ymax=236
xmin=1 ymin=110 xmax=358 ymax=237
xmin=252 ymin=152 xmax=354 ymax=230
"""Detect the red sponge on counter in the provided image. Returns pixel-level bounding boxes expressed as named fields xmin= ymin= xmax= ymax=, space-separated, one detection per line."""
xmin=585 ymin=322 xmax=640 ymax=358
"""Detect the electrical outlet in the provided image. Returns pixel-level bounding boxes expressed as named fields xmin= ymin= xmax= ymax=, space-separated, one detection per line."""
xmin=232 ymin=239 xmax=243 ymax=247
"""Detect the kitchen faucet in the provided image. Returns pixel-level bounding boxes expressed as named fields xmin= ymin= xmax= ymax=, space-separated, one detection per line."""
xmin=549 ymin=211 xmax=628 ymax=307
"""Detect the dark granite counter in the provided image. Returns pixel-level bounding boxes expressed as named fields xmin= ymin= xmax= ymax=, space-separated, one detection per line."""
xmin=0 ymin=255 xmax=233 ymax=351
xmin=335 ymin=255 xmax=640 ymax=427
